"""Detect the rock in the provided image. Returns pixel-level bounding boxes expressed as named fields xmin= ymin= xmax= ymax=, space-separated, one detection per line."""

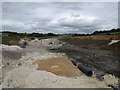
xmin=18 ymin=63 xmax=21 ymax=66
xmin=7 ymin=63 xmax=9 ymax=65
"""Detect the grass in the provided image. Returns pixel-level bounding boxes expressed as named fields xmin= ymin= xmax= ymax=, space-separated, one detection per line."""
xmin=59 ymin=37 xmax=70 ymax=41
xmin=1 ymin=36 xmax=20 ymax=45
xmin=58 ymin=35 xmax=72 ymax=41
xmin=110 ymin=32 xmax=120 ymax=35
xmin=1 ymin=35 xmax=58 ymax=45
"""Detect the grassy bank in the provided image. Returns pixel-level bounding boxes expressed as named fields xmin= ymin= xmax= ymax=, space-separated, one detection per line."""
xmin=1 ymin=36 xmax=20 ymax=45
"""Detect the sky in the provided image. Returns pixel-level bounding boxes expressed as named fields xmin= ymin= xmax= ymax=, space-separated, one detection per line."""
xmin=2 ymin=2 xmax=118 ymax=34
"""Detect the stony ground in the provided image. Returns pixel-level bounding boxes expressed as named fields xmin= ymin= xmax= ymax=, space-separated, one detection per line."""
xmin=1 ymin=38 xmax=119 ymax=88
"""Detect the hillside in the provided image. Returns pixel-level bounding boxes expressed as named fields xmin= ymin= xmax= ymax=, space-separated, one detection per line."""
xmin=92 ymin=28 xmax=120 ymax=35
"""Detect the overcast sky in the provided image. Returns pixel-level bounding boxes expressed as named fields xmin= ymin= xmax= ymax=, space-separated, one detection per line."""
xmin=2 ymin=2 xmax=118 ymax=34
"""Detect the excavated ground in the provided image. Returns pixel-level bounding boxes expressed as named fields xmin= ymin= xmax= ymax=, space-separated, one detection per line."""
xmin=49 ymin=39 xmax=119 ymax=79
xmin=1 ymin=38 xmax=119 ymax=88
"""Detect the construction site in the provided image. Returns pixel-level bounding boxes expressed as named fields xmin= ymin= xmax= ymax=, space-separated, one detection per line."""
xmin=0 ymin=35 xmax=119 ymax=89
xmin=1 ymin=1 xmax=120 ymax=90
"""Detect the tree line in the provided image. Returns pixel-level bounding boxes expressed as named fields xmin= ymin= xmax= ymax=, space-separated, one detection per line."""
xmin=1 ymin=31 xmax=59 ymax=37
xmin=1 ymin=28 xmax=120 ymax=37
xmin=72 ymin=28 xmax=120 ymax=36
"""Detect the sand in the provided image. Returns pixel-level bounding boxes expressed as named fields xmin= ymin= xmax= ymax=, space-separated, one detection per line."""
xmin=34 ymin=58 xmax=83 ymax=77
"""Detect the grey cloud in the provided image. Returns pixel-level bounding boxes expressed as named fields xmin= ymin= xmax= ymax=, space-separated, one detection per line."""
xmin=2 ymin=2 xmax=118 ymax=34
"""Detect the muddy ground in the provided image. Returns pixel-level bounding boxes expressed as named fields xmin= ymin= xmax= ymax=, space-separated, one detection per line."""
xmin=62 ymin=38 xmax=120 ymax=57
xmin=49 ymin=38 xmax=120 ymax=79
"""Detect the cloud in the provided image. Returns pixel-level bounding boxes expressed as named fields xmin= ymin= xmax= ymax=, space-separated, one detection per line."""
xmin=2 ymin=2 xmax=118 ymax=34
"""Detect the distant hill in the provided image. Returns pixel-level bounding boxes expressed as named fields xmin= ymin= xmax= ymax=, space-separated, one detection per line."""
xmin=72 ymin=28 xmax=120 ymax=37
xmin=92 ymin=28 xmax=120 ymax=35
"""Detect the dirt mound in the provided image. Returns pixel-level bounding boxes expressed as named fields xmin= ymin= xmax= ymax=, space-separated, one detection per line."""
xmin=33 ymin=58 xmax=83 ymax=77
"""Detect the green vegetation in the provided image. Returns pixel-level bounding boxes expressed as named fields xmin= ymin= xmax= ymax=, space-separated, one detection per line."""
xmin=72 ymin=28 xmax=120 ymax=36
xmin=1 ymin=31 xmax=59 ymax=37
xmin=1 ymin=31 xmax=60 ymax=45
xmin=1 ymin=36 xmax=20 ymax=45
xmin=59 ymin=37 xmax=70 ymax=41
xmin=92 ymin=28 xmax=120 ymax=35
xmin=1 ymin=28 xmax=119 ymax=45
